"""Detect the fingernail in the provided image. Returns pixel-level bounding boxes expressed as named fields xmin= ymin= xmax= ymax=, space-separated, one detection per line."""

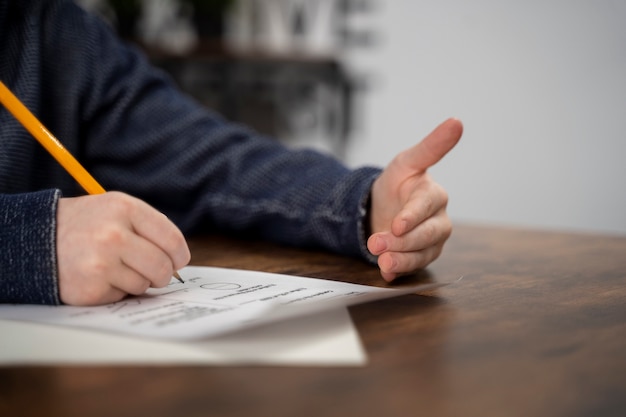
xmin=381 ymin=254 xmax=396 ymax=272
xmin=374 ymin=236 xmax=388 ymax=253
xmin=399 ymin=219 xmax=408 ymax=234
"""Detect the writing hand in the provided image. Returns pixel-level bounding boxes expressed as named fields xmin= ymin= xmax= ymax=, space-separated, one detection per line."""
xmin=367 ymin=118 xmax=463 ymax=281
xmin=56 ymin=192 xmax=190 ymax=305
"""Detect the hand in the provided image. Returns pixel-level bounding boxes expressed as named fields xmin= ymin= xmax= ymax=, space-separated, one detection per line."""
xmin=56 ymin=191 xmax=191 ymax=305
xmin=367 ymin=118 xmax=463 ymax=281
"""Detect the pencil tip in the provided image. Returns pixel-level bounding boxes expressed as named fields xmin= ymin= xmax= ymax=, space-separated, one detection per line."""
xmin=173 ymin=271 xmax=185 ymax=283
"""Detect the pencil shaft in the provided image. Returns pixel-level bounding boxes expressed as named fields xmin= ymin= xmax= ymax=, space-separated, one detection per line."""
xmin=0 ymin=81 xmax=105 ymax=194
xmin=0 ymin=80 xmax=184 ymax=284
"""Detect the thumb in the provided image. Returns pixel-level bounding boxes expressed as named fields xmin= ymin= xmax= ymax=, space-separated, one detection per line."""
xmin=397 ymin=118 xmax=463 ymax=173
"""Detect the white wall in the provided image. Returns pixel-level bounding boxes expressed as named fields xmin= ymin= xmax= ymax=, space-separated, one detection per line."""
xmin=344 ymin=1 xmax=626 ymax=235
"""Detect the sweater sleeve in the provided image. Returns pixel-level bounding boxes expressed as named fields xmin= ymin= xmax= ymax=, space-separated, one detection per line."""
xmin=0 ymin=189 xmax=61 ymax=304
xmin=37 ymin=1 xmax=384 ymax=261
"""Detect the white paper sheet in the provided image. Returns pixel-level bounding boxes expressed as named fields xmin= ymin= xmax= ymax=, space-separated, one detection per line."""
xmin=0 ymin=308 xmax=367 ymax=366
xmin=0 ymin=266 xmax=449 ymax=341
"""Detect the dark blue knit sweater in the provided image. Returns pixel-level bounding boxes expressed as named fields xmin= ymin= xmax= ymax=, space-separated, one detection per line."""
xmin=0 ymin=0 xmax=380 ymax=304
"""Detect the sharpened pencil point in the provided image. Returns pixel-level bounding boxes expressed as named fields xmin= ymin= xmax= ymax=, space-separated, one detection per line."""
xmin=173 ymin=271 xmax=185 ymax=283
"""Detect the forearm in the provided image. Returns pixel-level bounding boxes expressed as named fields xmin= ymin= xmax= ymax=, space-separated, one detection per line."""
xmin=50 ymin=1 xmax=384 ymax=258
xmin=2 ymin=0 xmax=382 ymax=265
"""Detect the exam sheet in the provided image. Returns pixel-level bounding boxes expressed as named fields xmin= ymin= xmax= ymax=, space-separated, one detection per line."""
xmin=0 ymin=308 xmax=367 ymax=366
xmin=0 ymin=266 xmax=448 ymax=340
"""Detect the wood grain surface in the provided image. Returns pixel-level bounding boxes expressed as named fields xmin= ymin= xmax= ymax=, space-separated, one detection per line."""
xmin=1 ymin=224 xmax=625 ymax=417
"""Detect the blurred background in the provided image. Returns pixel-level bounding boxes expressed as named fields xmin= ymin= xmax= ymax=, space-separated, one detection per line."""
xmin=77 ymin=0 xmax=626 ymax=236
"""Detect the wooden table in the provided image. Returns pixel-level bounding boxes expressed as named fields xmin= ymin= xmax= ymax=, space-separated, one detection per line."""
xmin=1 ymin=224 xmax=625 ymax=417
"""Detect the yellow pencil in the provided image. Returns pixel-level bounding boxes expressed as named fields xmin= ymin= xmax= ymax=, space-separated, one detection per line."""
xmin=0 ymin=80 xmax=184 ymax=283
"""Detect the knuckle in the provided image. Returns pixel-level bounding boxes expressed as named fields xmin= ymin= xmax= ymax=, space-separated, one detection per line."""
xmin=421 ymin=222 xmax=436 ymax=245
xmin=422 ymin=195 xmax=434 ymax=215
xmin=94 ymin=226 xmax=126 ymax=246
xmin=421 ymin=246 xmax=441 ymax=268
xmin=412 ymin=252 xmax=427 ymax=270
xmin=426 ymin=245 xmax=444 ymax=266
xmin=106 ymin=192 xmax=136 ymax=216
xmin=167 ymin=231 xmax=185 ymax=251
xmin=128 ymin=279 xmax=151 ymax=295
xmin=439 ymin=186 xmax=449 ymax=207
xmin=84 ymin=256 xmax=109 ymax=279
xmin=437 ymin=184 xmax=449 ymax=207
xmin=428 ymin=182 xmax=449 ymax=209
xmin=442 ymin=220 xmax=453 ymax=240
xmin=166 ymin=233 xmax=191 ymax=267
xmin=154 ymin=259 xmax=174 ymax=285
xmin=434 ymin=244 xmax=444 ymax=260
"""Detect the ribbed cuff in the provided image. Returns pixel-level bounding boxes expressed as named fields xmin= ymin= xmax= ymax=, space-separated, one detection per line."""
xmin=0 ymin=189 xmax=61 ymax=304
xmin=352 ymin=167 xmax=381 ymax=264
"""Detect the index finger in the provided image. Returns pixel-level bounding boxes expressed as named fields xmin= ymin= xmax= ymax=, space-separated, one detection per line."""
xmin=127 ymin=199 xmax=191 ymax=270
xmin=398 ymin=118 xmax=463 ymax=174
